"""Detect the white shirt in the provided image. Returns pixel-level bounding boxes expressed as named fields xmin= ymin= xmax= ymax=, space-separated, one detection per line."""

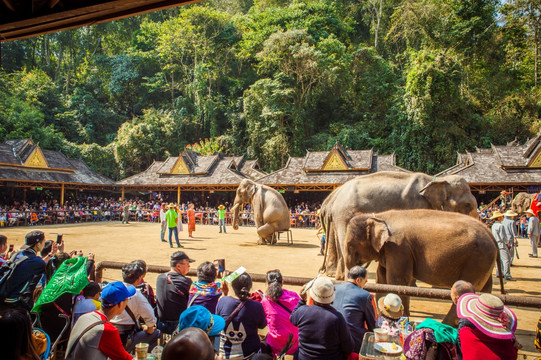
xmin=160 ymin=208 xmax=166 ymax=222
xmin=111 ymin=283 xmax=157 ymax=328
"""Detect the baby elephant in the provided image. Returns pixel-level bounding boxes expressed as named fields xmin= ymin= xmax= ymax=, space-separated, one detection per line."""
xmin=343 ymin=209 xmax=498 ymax=325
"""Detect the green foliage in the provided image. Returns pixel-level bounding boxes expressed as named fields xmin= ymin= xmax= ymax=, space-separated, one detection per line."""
xmin=186 ymin=138 xmax=224 ymax=155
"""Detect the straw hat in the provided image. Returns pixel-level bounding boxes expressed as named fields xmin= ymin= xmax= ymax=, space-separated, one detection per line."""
xmin=169 ymin=203 xmax=175 ymax=208
xmin=489 ymin=211 xmax=504 ymax=220
xmin=218 ymin=205 xmax=225 ymax=210
xmin=457 ymin=293 xmax=517 ymax=339
xmin=377 ymin=293 xmax=404 ymax=320
xmin=526 ymin=209 xmax=537 ymax=216
xmin=503 ymin=210 xmax=518 ymax=217
xmin=309 ymin=277 xmax=335 ymax=304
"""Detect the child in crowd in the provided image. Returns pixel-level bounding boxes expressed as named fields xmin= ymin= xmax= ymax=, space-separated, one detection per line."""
xmin=376 ymin=293 xmax=408 ymax=336
xmin=72 ymin=281 xmax=102 ymax=327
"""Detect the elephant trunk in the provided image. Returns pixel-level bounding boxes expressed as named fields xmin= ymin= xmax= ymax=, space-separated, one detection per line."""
xmin=231 ymin=202 xmax=240 ymax=230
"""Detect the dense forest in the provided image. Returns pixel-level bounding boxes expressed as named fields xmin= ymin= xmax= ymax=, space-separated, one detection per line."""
xmin=1 ymin=0 xmax=540 ymax=180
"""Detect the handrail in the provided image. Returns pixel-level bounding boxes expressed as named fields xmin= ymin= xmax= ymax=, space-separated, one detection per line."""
xmin=95 ymin=261 xmax=541 ymax=309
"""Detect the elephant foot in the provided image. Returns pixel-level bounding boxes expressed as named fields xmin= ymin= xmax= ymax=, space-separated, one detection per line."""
xmin=257 ymin=238 xmax=267 ymax=245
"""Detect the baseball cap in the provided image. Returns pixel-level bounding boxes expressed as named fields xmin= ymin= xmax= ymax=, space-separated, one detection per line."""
xmin=21 ymin=230 xmax=45 ymax=250
xmin=100 ymin=281 xmax=136 ymax=307
xmin=171 ymin=251 xmax=195 ymax=263
xmin=178 ymin=305 xmax=225 ymax=336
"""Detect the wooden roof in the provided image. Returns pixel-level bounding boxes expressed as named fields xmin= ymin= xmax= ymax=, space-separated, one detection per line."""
xmin=0 ymin=0 xmax=202 ymax=42
xmin=116 ymin=152 xmax=266 ymax=186
xmin=259 ymin=146 xmax=408 ymax=186
xmin=436 ymin=134 xmax=541 ymax=185
xmin=0 ymin=139 xmax=114 ymax=185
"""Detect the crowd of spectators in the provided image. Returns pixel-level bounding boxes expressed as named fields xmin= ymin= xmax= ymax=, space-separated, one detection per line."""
xmin=0 ymin=229 xmax=536 ymax=360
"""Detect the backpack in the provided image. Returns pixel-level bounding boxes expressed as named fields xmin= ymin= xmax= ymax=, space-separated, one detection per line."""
xmin=0 ymin=252 xmax=29 ymax=302
xmin=403 ymin=328 xmax=458 ymax=360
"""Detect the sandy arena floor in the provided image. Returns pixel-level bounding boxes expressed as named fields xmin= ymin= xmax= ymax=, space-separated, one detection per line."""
xmin=2 ymin=221 xmax=540 ymax=358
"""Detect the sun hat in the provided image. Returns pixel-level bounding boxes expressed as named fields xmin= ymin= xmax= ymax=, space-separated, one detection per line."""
xmin=526 ymin=209 xmax=537 ymax=216
xmin=21 ymin=230 xmax=45 ymax=250
xmin=100 ymin=281 xmax=136 ymax=307
xmin=218 ymin=205 xmax=225 ymax=210
xmin=178 ymin=305 xmax=225 ymax=336
xmin=489 ymin=211 xmax=504 ymax=220
xmin=457 ymin=293 xmax=517 ymax=339
xmin=169 ymin=203 xmax=175 ymax=208
xmin=377 ymin=293 xmax=404 ymax=320
xmin=310 ymin=277 xmax=335 ymax=304
xmin=171 ymin=251 xmax=195 ymax=263
xmin=503 ymin=210 xmax=518 ymax=217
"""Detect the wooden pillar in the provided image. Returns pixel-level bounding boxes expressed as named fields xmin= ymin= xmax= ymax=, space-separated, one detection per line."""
xmin=60 ymin=183 xmax=65 ymax=205
xmin=121 ymin=187 xmax=125 ymax=201
xmin=177 ymin=186 xmax=181 ymax=204
xmin=23 ymin=188 xmax=27 ymax=202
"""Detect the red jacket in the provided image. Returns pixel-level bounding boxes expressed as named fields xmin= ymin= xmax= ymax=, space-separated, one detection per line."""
xmin=459 ymin=326 xmax=517 ymax=360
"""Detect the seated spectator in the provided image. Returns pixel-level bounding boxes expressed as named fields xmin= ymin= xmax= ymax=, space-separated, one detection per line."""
xmin=216 ymin=272 xmax=267 ymax=360
xmin=0 ymin=308 xmax=41 ymax=360
xmin=156 ymin=252 xmax=194 ymax=334
xmin=162 ymin=327 xmax=215 ymax=360
xmin=65 ymin=281 xmax=134 ymax=360
xmin=178 ymin=305 xmax=225 ymax=353
xmin=188 ymin=261 xmax=223 ymax=313
xmin=72 ymin=281 xmax=102 ymax=327
xmin=132 ymin=259 xmax=157 ymax=310
xmin=111 ymin=262 xmax=161 ymax=353
xmin=333 ymin=265 xmax=375 ymax=353
xmin=457 ymin=293 xmax=518 ymax=360
xmin=376 ymin=293 xmax=408 ymax=336
xmin=0 ymin=234 xmax=7 ymax=265
xmin=290 ymin=277 xmax=353 ymax=360
xmin=536 ymin=316 xmax=541 ymax=354
xmin=261 ymin=269 xmax=300 ymax=358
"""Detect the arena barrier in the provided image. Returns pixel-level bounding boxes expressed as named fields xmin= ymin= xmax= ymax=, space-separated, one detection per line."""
xmin=95 ymin=261 xmax=541 ymax=309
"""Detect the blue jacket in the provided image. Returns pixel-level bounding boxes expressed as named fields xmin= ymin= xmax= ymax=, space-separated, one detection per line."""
xmin=3 ymin=249 xmax=46 ymax=310
xmin=333 ymin=281 xmax=376 ymax=353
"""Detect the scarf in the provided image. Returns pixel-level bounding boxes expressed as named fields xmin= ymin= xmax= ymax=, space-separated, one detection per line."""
xmin=189 ymin=281 xmax=222 ymax=296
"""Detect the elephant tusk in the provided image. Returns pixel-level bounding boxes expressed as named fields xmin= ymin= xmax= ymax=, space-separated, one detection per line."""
xmin=231 ymin=204 xmax=239 ymax=211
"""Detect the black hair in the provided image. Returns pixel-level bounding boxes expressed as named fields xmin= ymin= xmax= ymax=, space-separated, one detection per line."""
xmin=0 ymin=235 xmax=6 ymax=246
xmin=0 ymin=309 xmax=40 ymax=360
xmin=265 ymin=270 xmax=283 ymax=302
xmin=197 ymin=261 xmax=217 ymax=283
xmin=83 ymin=282 xmax=102 ymax=298
xmin=347 ymin=265 xmax=367 ymax=281
xmin=40 ymin=240 xmax=53 ymax=257
xmin=232 ymin=273 xmax=252 ymax=301
xmin=132 ymin=259 xmax=147 ymax=275
xmin=122 ymin=262 xmax=146 ymax=284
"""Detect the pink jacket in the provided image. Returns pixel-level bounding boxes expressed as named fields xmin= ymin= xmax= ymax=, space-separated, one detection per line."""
xmin=261 ymin=288 xmax=300 ymax=356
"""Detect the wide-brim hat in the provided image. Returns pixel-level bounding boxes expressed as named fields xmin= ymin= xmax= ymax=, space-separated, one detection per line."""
xmin=377 ymin=293 xmax=404 ymax=320
xmin=526 ymin=209 xmax=537 ymax=216
xmin=457 ymin=293 xmax=517 ymax=339
xmin=178 ymin=305 xmax=225 ymax=337
xmin=503 ymin=210 xmax=518 ymax=217
xmin=218 ymin=205 xmax=225 ymax=209
xmin=309 ymin=277 xmax=335 ymax=304
xmin=169 ymin=203 xmax=175 ymax=208
xmin=489 ymin=211 xmax=504 ymax=220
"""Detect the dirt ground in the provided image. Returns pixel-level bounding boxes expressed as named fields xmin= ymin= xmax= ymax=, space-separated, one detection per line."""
xmin=2 ymin=221 xmax=540 ymax=358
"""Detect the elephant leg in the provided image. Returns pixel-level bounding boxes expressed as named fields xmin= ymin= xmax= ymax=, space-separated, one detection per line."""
xmin=257 ymin=222 xmax=276 ymax=244
xmin=335 ymin=257 xmax=345 ymax=280
xmin=322 ymin=223 xmax=338 ymax=276
xmin=374 ymin=265 xmax=387 ymax=306
xmin=442 ymin=304 xmax=458 ymax=327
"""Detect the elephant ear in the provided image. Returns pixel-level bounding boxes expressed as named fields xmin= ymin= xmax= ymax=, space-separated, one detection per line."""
xmin=420 ymin=180 xmax=449 ymax=210
xmin=247 ymin=181 xmax=257 ymax=198
xmin=367 ymin=218 xmax=391 ymax=252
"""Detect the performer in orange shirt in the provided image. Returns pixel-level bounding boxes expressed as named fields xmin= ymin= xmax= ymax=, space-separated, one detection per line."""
xmin=187 ymin=203 xmax=196 ymax=238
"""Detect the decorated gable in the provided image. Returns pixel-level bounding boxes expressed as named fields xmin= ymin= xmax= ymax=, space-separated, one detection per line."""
xmin=530 ymin=150 xmax=541 ymax=168
xmin=322 ymin=151 xmax=348 ymax=171
xmin=24 ymin=147 xmax=48 ymax=168
xmin=171 ymin=156 xmax=190 ymax=174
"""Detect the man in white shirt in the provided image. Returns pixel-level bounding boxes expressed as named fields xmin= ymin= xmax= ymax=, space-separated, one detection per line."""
xmin=490 ymin=211 xmax=513 ymax=280
xmin=111 ymin=261 xmax=161 ymax=353
xmin=526 ymin=209 xmax=540 ymax=258
xmin=160 ymin=203 xmax=167 ymax=242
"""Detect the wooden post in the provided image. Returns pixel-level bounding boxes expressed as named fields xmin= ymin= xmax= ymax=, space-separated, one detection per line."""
xmin=60 ymin=183 xmax=64 ymax=205
xmin=177 ymin=186 xmax=181 ymax=204
xmin=23 ymin=188 xmax=27 ymax=202
xmin=121 ymin=187 xmax=125 ymax=201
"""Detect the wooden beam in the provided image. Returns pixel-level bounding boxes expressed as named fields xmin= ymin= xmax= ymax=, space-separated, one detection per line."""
xmin=121 ymin=186 xmax=125 ymax=201
xmin=60 ymin=183 xmax=64 ymax=205
xmin=177 ymin=186 xmax=181 ymax=204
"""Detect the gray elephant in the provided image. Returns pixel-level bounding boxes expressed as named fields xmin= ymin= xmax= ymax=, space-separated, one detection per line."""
xmin=320 ymin=171 xmax=478 ymax=280
xmin=344 ymin=209 xmax=497 ymax=325
xmin=231 ymin=179 xmax=290 ymax=244
xmin=511 ymin=192 xmax=537 ymax=214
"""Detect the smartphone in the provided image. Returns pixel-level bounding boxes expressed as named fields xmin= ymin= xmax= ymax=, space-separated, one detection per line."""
xmin=8 ymin=244 xmax=14 ymax=252
xmin=56 ymin=234 xmax=63 ymax=244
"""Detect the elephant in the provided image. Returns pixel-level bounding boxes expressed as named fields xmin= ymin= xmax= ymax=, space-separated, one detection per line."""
xmin=320 ymin=171 xmax=478 ymax=280
xmin=231 ymin=179 xmax=290 ymax=244
xmin=343 ymin=209 xmax=498 ymax=325
xmin=511 ymin=192 xmax=537 ymax=214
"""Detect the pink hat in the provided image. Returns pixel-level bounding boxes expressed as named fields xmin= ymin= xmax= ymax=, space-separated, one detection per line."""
xmin=457 ymin=293 xmax=517 ymax=339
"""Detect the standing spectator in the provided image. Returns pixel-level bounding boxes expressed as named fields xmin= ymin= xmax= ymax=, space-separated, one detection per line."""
xmin=0 ymin=230 xmax=49 ymax=311
xmin=261 ymin=269 xmax=300 ymax=358
xmin=218 ymin=205 xmax=226 ymax=233
xmin=111 ymin=262 xmax=161 ymax=353
xmin=527 ymin=209 xmax=540 ymax=258
xmin=188 ymin=261 xmax=222 ymax=313
xmin=216 ymin=273 xmax=267 ymax=360
xmin=491 ymin=211 xmax=513 ymax=280
xmin=332 ymin=265 xmax=376 ymax=353
xmin=316 ymin=210 xmax=325 ymax=256
xmin=122 ymin=202 xmax=130 ymax=224
xmin=457 ymin=293 xmax=518 ymax=360
xmin=156 ymin=251 xmax=194 ymax=334
xmin=290 ymin=277 xmax=353 ymax=360
xmin=65 ymin=281 xmax=134 ymax=360
xmin=187 ymin=203 xmax=196 ymax=238
xmin=166 ymin=204 xmax=181 ymax=248
xmin=502 ymin=210 xmax=518 ymax=264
